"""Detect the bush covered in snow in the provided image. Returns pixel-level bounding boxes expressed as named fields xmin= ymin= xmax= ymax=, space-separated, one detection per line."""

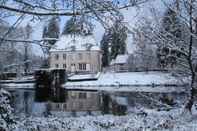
xmin=0 ymin=88 xmax=14 ymax=131
xmin=11 ymin=108 xmax=197 ymax=131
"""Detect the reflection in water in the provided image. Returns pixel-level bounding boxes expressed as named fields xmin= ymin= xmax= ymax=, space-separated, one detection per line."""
xmin=10 ymin=89 xmax=129 ymax=117
xmin=11 ymin=89 xmax=35 ymax=116
xmin=49 ymin=91 xmax=100 ymax=112
xmin=9 ymin=86 xmax=187 ymax=117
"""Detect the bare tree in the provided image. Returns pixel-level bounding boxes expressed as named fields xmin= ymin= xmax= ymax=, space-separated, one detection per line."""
xmin=133 ymin=0 xmax=197 ymax=114
xmin=132 ymin=19 xmax=159 ymax=71
xmin=0 ymin=0 xmax=151 ymax=57
xmin=183 ymin=0 xmax=196 ymax=113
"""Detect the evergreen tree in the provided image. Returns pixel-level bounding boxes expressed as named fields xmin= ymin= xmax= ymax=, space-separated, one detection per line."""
xmin=42 ymin=17 xmax=60 ymax=49
xmin=62 ymin=16 xmax=93 ymax=36
xmin=110 ymin=20 xmax=127 ymax=59
xmin=100 ymin=32 xmax=110 ymax=67
xmin=42 ymin=17 xmax=60 ymax=67
xmin=62 ymin=17 xmax=81 ymax=35
xmin=100 ymin=20 xmax=127 ymax=67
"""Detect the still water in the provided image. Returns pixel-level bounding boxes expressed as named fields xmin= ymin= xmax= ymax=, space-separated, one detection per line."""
xmin=8 ymin=87 xmax=187 ymax=117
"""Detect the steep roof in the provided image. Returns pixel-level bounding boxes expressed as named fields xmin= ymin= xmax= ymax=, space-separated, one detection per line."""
xmin=50 ymin=34 xmax=100 ymax=52
xmin=111 ymin=54 xmax=129 ymax=65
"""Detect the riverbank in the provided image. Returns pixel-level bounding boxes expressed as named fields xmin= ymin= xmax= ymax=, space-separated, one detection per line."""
xmin=11 ymin=107 xmax=197 ymax=131
xmin=1 ymin=71 xmax=188 ymax=92
xmin=64 ymin=71 xmax=188 ymax=93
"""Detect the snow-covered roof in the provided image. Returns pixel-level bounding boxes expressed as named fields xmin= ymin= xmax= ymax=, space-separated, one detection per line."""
xmin=50 ymin=34 xmax=100 ymax=52
xmin=111 ymin=54 xmax=129 ymax=65
xmin=68 ymin=73 xmax=100 ymax=81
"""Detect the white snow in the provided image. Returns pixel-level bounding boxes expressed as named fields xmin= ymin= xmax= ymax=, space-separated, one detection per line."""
xmin=111 ymin=54 xmax=129 ymax=65
xmin=32 ymin=103 xmax=47 ymax=117
xmin=1 ymin=71 xmax=187 ymax=92
xmin=2 ymin=83 xmax=34 ymax=89
xmin=11 ymin=108 xmax=197 ymax=131
xmin=50 ymin=34 xmax=100 ymax=52
xmin=64 ymin=71 xmax=187 ymax=93
xmin=68 ymin=72 xmax=100 ymax=81
xmin=0 ymin=89 xmax=14 ymax=131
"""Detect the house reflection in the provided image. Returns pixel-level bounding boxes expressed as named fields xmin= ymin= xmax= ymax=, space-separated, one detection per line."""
xmin=10 ymin=89 xmax=130 ymax=117
xmin=48 ymin=91 xmax=101 ymax=112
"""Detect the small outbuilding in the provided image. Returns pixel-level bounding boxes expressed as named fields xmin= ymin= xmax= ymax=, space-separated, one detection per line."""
xmin=111 ymin=54 xmax=129 ymax=72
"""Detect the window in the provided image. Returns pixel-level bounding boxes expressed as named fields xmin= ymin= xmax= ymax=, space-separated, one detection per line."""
xmin=79 ymin=64 xmax=82 ymax=70
xmin=63 ymin=64 xmax=67 ymax=68
xmin=86 ymin=64 xmax=90 ymax=71
xmin=71 ymin=64 xmax=76 ymax=72
xmin=78 ymin=53 xmax=82 ymax=60
xmin=55 ymin=54 xmax=59 ymax=60
xmin=55 ymin=64 xmax=59 ymax=68
xmin=78 ymin=92 xmax=87 ymax=99
xmin=63 ymin=54 xmax=66 ymax=60
xmin=79 ymin=63 xmax=86 ymax=70
xmin=87 ymin=93 xmax=91 ymax=98
xmin=70 ymin=92 xmax=77 ymax=99
xmin=82 ymin=64 xmax=86 ymax=70
xmin=70 ymin=55 xmax=73 ymax=61
xmin=87 ymin=52 xmax=91 ymax=59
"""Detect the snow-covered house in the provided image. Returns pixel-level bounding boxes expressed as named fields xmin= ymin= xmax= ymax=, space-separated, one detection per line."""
xmin=49 ymin=34 xmax=102 ymax=74
xmin=111 ymin=54 xmax=129 ymax=72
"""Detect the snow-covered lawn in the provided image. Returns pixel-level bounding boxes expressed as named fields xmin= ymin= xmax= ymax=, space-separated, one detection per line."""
xmin=64 ymin=72 xmax=187 ymax=93
xmin=11 ymin=108 xmax=197 ymax=131
xmin=65 ymin=72 xmax=183 ymax=86
xmin=2 ymin=83 xmax=34 ymax=89
xmin=2 ymin=72 xmax=188 ymax=92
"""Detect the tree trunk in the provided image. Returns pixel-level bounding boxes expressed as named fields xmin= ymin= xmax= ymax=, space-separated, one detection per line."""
xmin=185 ymin=76 xmax=195 ymax=112
xmin=184 ymin=0 xmax=195 ymax=113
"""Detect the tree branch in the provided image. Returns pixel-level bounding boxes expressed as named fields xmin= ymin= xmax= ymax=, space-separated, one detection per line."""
xmin=0 ymin=1 xmax=149 ymax=16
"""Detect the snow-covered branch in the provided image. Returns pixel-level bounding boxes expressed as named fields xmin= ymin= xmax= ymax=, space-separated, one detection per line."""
xmin=0 ymin=1 xmax=149 ymax=16
xmin=0 ymin=37 xmax=59 ymax=47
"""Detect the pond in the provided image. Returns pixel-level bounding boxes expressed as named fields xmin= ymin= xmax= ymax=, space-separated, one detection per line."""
xmin=9 ymin=88 xmax=130 ymax=117
xmin=6 ymin=85 xmax=188 ymax=118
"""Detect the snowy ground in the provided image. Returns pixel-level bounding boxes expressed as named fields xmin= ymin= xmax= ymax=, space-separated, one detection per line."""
xmin=2 ymin=83 xmax=34 ymax=89
xmin=11 ymin=107 xmax=197 ymax=131
xmin=1 ymin=71 xmax=188 ymax=92
xmin=65 ymin=72 xmax=184 ymax=86
xmin=64 ymin=72 xmax=187 ymax=93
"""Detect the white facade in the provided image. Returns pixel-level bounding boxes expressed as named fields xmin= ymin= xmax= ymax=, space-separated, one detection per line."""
xmin=49 ymin=35 xmax=102 ymax=74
